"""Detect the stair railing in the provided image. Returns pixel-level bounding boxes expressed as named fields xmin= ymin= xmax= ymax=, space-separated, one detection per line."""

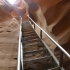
xmin=27 ymin=15 xmax=70 ymax=69
xmin=17 ymin=16 xmax=23 ymax=70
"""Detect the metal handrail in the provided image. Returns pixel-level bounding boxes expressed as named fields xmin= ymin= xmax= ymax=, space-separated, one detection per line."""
xmin=17 ymin=16 xmax=23 ymax=70
xmin=27 ymin=15 xmax=70 ymax=59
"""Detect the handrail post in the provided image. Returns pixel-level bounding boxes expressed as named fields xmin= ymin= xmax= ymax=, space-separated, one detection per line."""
xmin=40 ymin=30 xmax=42 ymax=39
xmin=34 ymin=24 xmax=35 ymax=29
xmin=27 ymin=15 xmax=29 ymax=21
xmin=59 ymin=51 xmax=63 ymax=68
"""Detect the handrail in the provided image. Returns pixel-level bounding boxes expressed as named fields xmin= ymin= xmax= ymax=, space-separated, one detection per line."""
xmin=27 ymin=15 xmax=70 ymax=59
xmin=17 ymin=16 xmax=23 ymax=70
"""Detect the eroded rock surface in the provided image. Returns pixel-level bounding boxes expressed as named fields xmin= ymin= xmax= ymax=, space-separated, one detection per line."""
xmin=0 ymin=18 xmax=19 ymax=70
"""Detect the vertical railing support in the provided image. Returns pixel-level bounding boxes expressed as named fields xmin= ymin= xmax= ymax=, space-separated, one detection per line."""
xmin=59 ymin=51 xmax=63 ymax=68
xmin=27 ymin=15 xmax=30 ymax=22
xmin=40 ymin=30 xmax=42 ymax=39
xmin=34 ymin=24 xmax=35 ymax=29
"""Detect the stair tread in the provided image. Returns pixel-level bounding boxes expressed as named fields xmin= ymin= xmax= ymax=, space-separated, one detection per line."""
xmin=23 ymin=38 xmax=39 ymax=41
xmin=48 ymin=67 xmax=60 ymax=70
xmin=23 ymin=33 xmax=37 ymax=36
xmin=23 ymin=30 xmax=35 ymax=33
xmin=24 ymin=55 xmax=51 ymax=62
xmin=23 ymin=42 xmax=43 ymax=47
xmin=23 ymin=43 xmax=44 ymax=52
xmin=22 ymin=38 xmax=39 ymax=41
xmin=22 ymin=37 xmax=39 ymax=40
xmin=24 ymin=49 xmax=47 ymax=54
xmin=23 ymin=30 xmax=34 ymax=31
xmin=22 ymin=35 xmax=38 ymax=38
xmin=23 ymin=32 xmax=36 ymax=34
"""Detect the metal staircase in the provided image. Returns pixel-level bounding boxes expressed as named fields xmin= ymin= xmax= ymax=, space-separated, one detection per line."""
xmin=17 ymin=16 xmax=70 ymax=70
xmin=22 ymin=21 xmax=60 ymax=70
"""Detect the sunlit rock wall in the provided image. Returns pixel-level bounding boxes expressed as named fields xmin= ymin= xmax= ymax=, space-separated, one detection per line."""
xmin=0 ymin=1 xmax=19 ymax=70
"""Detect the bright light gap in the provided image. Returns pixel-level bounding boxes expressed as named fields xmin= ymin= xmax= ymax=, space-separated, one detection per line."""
xmin=7 ymin=0 xmax=16 ymax=4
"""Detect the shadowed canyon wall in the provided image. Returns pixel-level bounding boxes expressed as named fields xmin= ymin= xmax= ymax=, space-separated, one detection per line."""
xmin=0 ymin=0 xmax=70 ymax=70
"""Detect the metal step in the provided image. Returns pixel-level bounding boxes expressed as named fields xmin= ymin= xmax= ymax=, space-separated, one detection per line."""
xmin=22 ymin=39 xmax=40 ymax=43
xmin=22 ymin=35 xmax=38 ymax=39
xmin=48 ymin=67 xmax=60 ymax=70
xmin=24 ymin=55 xmax=51 ymax=62
xmin=23 ymin=32 xmax=35 ymax=34
xmin=23 ymin=43 xmax=43 ymax=49
xmin=23 ymin=42 xmax=42 ymax=47
xmin=23 ymin=35 xmax=38 ymax=37
xmin=22 ymin=33 xmax=37 ymax=37
xmin=22 ymin=37 xmax=39 ymax=41
xmin=22 ymin=32 xmax=36 ymax=35
xmin=23 ymin=42 xmax=41 ymax=46
xmin=23 ymin=32 xmax=36 ymax=35
xmin=23 ymin=30 xmax=34 ymax=33
xmin=23 ymin=45 xmax=43 ymax=50
xmin=22 ymin=30 xmax=34 ymax=33
xmin=22 ymin=29 xmax=34 ymax=31
xmin=22 ymin=37 xmax=39 ymax=40
xmin=24 ymin=49 xmax=47 ymax=54
xmin=24 ymin=50 xmax=48 ymax=56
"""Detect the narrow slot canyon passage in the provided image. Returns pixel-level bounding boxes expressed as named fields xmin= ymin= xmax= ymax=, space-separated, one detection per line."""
xmin=0 ymin=0 xmax=70 ymax=70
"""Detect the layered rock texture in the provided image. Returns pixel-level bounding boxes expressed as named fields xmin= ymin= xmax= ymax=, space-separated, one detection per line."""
xmin=0 ymin=0 xmax=70 ymax=70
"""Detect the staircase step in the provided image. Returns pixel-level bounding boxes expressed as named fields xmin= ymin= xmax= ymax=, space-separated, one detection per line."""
xmin=22 ymin=33 xmax=36 ymax=36
xmin=23 ymin=32 xmax=36 ymax=35
xmin=22 ymin=29 xmax=34 ymax=31
xmin=24 ymin=49 xmax=47 ymax=54
xmin=22 ymin=30 xmax=34 ymax=33
xmin=23 ymin=42 xmax=42 ymax=47
xmin=23 ymin=30 xmax=34 ymax=32
xmin=23 ymin=32 xmax=36 ymax=34
xmin=23 ymin=39 xmax=40 ymax=43
xmin=23 ymin=45 xmax=43 ymax=51
xmin=23 ymin=32 xmax=35 ymax=34
xmin=23 ymin=41 xmax=41 ymax=45
xmin=22 ymin=38 xmax=39 ymax=41
xmin=24 ymin=55 xmax=51 ymax=62
xmin=24 ymin=50 xmax=50 ymax=61
xmin=48 ymin=67 xmax=60 ymax=70
xmin=23 ymin=33 xmax=37 ymax=37
xmin=22 ymin=36 xmax=39 ymax=40
xmin=23 ymin=35 xmax=38 ymax=37
xmin=22 ymin=35 xmax=38 ymax=39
